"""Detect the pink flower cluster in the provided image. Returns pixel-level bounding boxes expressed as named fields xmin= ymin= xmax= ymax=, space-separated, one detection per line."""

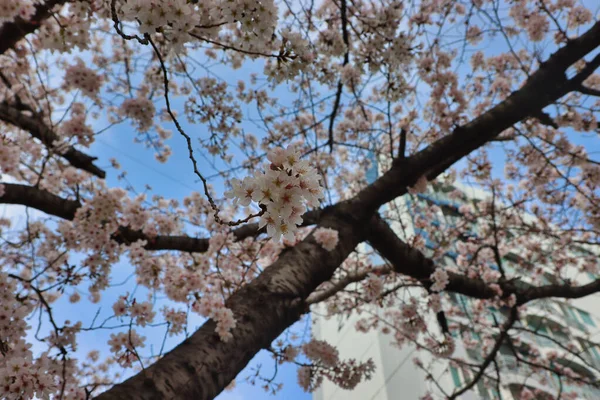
xmin=225 ymin=145 xmax=324 ymax=241
xmin=302 ymin=339 xmax=339 ymax=368
xmin=0 ymin=140 xmax=20 ymax=175
xmin=0 ymin=274 xmax=57 ymax=399
xmin=63 ymin=59 xmax=103 ymax=99
xmin=162 ymin=308 xmax=187 ymax=336
xmin=120 ymin=97 xmax=156 ymax=132
xmin=119 ymin=0 xmax=200 ymax=51
xmin=112 ymin=297 xmax=156 ymax=327
xmin=313 ymin=227 xmax=339 ymax=251
xmin=192 ymin=294 xmax=236 ymax=342
xmin=362 ymin=273 xmax=384 ymax=301
xmin=430 ymin=268 xmax=449 ymax=292
xmin=59 ymin=103 xmax=95 ymax=147
xmin=297 ymin=340 xmax=375 ymax=393
xmin=0 ymin=353 xmax=57 ymax=400
xmin=107 ymin=330 xmax=145 ymax=367
xmin=0 ymin=0 xmax=35 ymax=24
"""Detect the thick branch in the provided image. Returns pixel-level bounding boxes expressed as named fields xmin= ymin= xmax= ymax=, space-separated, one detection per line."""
xmin=354 ymin=21 xmax=600 ymax=213
xmin=0 ymin=0 xmax=69 ymax=56
xmin=0 ymin=182 xmax=81 ymax=220
xmin=576 ymin=84 xmax=600 ymax=97
xmin=365 ymin=214 xmax=498 ymax=298
xmin=519 ymin=279 xmax=600 ymax=303
xmin=92 ymin=21 xmax=600 ymax=393
xmin=364 ymin=214 xmax=600 ymax=305
xmin=0 ymin=182 xmax=321 ymax=253
xmin=0 ymin=102 xmax=106 ymax=178
xmin=94 ymin=204 xmax=367 ymax=400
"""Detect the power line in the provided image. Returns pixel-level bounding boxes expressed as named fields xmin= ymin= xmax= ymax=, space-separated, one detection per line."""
xmin=95 ymin=138 xmax=199 ymax=192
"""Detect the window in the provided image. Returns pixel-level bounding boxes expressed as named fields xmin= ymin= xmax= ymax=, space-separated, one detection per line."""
xmin=530 ymin=323 xmax=556 ymax=349
xmin=578 ymin=339 xmax=600 ymax=370
xmin=449 ymin=366 xmax=462 ymax=387
xmin=558 ymin=303 xmax=586 ymax=331
xmin=578 ymin=309 xmax=595 ymax=327
xmin=477 ymin=381 xmax=502 ymax=400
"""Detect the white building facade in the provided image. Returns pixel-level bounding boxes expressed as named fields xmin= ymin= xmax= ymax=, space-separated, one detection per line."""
xmin=313 ymin=181 xmax=600 ymax=400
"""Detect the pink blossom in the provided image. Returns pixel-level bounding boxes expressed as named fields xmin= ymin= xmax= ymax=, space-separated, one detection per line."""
xmin=314 ymin=228 xmax=339 ymax=251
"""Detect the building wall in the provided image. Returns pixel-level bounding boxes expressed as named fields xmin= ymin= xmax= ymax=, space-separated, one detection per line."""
xmin=313 ymin=181 xmax=600 ymax=400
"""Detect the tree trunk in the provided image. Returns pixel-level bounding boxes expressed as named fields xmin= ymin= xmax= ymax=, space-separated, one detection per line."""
xmin=95 ymin=208 xmax=365 ymax=400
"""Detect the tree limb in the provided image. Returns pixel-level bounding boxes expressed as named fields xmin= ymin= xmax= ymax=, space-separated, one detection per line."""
xmin=353 ymin=21 xmax=600 ymax=213
xmin=0 ymin=182 xmax=321 ymax=253
xmin=91 ymin=21 xmax=600 ymax=397
xmin=0 ymin=102 xmax=106 ymax=178
xmin=449 ymin=308 xmax=518 ymax=399
xmin=0 ymin=0 xmax=69 ymax=56
xmin=577 ymin=84 xmax=600 ymax=97
xmin=94 ymin=203 xmax=367 ymax=400
xmin=364 ymin=214 xmax=600 ymax=305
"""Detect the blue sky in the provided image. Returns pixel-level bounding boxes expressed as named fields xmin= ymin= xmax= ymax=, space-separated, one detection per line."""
xmin=84 ymin=80 xmax=311 ymax=399
xmin=0 ymin=109 xmax=311 ymax=399
xmin=4 ymin=3 xmax=600 ymax=398
xmin=0 ymin=47 xmax=312 ymax=398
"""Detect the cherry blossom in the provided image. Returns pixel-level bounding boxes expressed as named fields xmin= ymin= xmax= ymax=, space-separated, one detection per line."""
xmin=0 ymin=0 xmax=599 ymax=398
xmin=313 ymin=228 xmax=339 ymax=251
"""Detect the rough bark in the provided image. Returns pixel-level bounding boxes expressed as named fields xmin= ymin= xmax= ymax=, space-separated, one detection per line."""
xmin=94 ymin=205 xmax=367 ymax=400
xmin=0 ymin=183 xmax=81 ymax=220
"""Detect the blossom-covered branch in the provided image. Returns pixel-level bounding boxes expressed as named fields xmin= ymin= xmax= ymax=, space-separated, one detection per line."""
xmin=0 ymin=102 xmax=106 ymax=178
xmin=0 ymin=0 xmax=69 ymax=55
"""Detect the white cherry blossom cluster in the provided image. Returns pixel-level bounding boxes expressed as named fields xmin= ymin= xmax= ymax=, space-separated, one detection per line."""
xmin=0 ymin=274 xmax=57 ymax=399
xmin=120 ymin=0 xmax=198 ymax=34
xmin=0 ymin=274 xmax=30 ymax=349
xmin=220 ymin=0 xmax=278 ymax=48
xmin=297 ymin=338 xmax=375 ymax=393
xmin=0 ymin=350 xmax=57 ymax=400
xmin=112 ymin=297 xmax=156 ymax=327
xmin=108 ymin=330 xmax=146 ymax=367
xmin=63 ymin=59 xmax=103 ymax=99
xmin=362 ymin=273 xmax=384 ymax=301
xmin=0 ymin=140 xmax=20 ymax=175
xmin=192 ymin=293 xmax=236 ymax=342
xmin=264 ymin=31 xmax=313 ymax=82
xmin=430 ymin=268 xmax=449 ymax=292
xmin=119 ymin=0 xmax=200 ymax=51
xmin=297 ymin=365 xmax=319 ymax=392
xmin=59 ymin=104 xmax=95 ymax=147
xmin=120 ymin=97 xmax=156 ymax=132
xmin=72 ymin=188 xmax=127 ymax=248
xmin=0 ymin=0 xmax=35 ymax=24
xmin=225 ymin=145 xmax=324 ymax=241
xmin=36 ymin=1 xmax=92 ymax=52
xmin=302 ymin=339 xmax=339 ymax=368
xmin=161 ymin=307 xmax=187 ymax=336
xmin=313 ymin=227 xmax=339 ymax=251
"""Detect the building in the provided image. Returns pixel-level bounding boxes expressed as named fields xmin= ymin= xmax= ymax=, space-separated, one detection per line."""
xmin=312 ymin=179 xmax=600 ymax=400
